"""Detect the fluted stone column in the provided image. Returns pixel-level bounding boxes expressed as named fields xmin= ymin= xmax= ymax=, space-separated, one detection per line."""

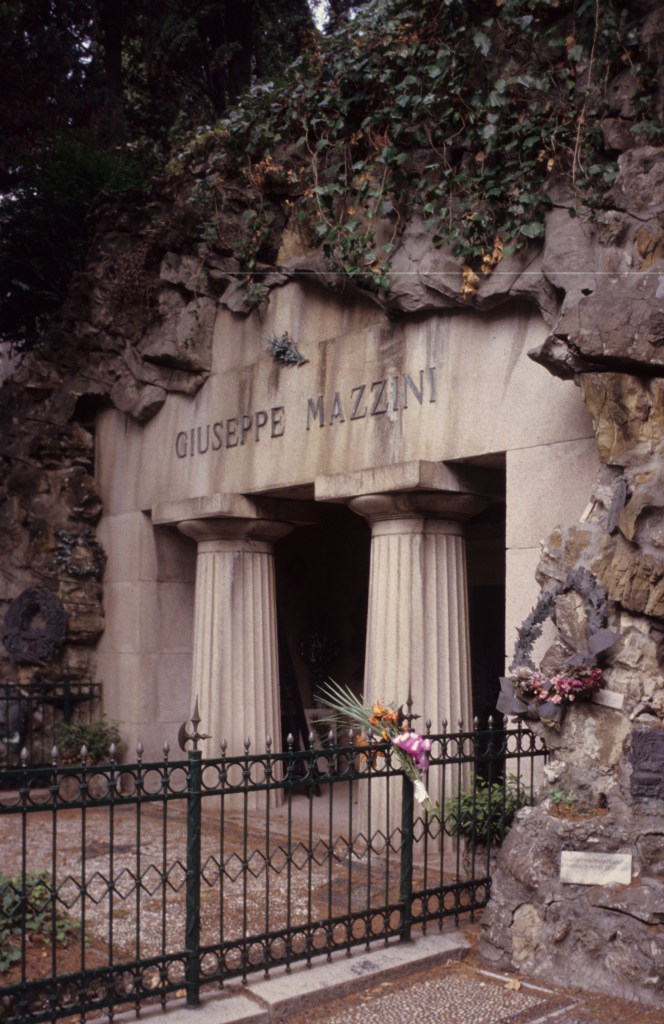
xmin=178 ymin=517 xmax=293 ymax=764
xmin=350 ymin=492 xmax=487 ymax=836
xmin=351 ymin=492 xmax=484 ymax=727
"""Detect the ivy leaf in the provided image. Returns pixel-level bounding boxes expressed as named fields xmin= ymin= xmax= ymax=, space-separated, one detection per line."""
xmin=519 ymin=221 xmax=545 ymax=239
xmin=473 ymin=31 xmax=491 ymax=56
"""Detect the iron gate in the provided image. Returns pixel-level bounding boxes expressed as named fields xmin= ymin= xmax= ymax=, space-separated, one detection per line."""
xmin=0 ymin=719 xmax=547 ymax=1023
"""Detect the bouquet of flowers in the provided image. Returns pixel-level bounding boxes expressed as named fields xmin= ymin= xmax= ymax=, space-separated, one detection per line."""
xmin=499 ymin=665 xmax=604 ymax=730
xmin=316 ymin=680 xmax=439 ymax=814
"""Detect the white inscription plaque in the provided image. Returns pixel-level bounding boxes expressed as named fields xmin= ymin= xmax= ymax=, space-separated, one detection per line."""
xmin=560 ymin=851 xmax=632 ymax=886
xmin=591 ymin=689 xmax=624 ymax=710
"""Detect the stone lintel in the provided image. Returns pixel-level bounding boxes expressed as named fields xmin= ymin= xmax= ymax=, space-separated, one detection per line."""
xmin=315 ymin=460 xmax=502 ymax=503
xmin=151 ymin=492 xmax=318 ymax=528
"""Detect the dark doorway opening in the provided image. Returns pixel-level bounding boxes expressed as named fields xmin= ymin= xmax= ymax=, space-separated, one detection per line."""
xmin=275 ymin=503 xmax=370 ymax=749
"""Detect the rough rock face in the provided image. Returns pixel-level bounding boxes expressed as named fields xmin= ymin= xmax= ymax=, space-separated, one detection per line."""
xmin=480 ymin=801 xmax=664 ymax=1007
xmin=478 ymin=364 xmax=664 ymax=1006
xmin=0 ymin=196 xmax=230 ymax=687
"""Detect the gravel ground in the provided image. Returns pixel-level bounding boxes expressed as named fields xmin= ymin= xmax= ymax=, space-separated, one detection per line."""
xmin=1 ymin=789 xmax=440 ymax=978
xmin=280 ymin=927 xmax=664 ymax=1024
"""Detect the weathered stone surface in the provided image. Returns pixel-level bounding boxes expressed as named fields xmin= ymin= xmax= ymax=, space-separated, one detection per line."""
xmin=611 ymin=146 xmax=664 ymax=217
xmin=594 ymin=877 xmax=664 ymax=925
xmin=110 ymin=373 xmax=167 ymax=422
xmin=600 ymin=117 xmax=639 ymax=153
xmin=580 ymin=374 xmax=664 ymax=466
xmin=122 ymin=345 xmax=208 ymax=396
xmin=541 ymin=209 xmax=599 ymax=310
xmin=62 ymin=468 xmax=103 ymax=522
xmin=59 ymin=580 xmax=105 ymax=643
xmin=597 ymin=535 xmax=664 ymax=617
xmin=552 ymin=269 xmax=664 ymax=372
xmin=480 ymin=804 xmax=664 ymax=1008
xmin=138 ymin=290 xmax=216 ymax=373
xmin=158 ymin=252 xmax=206 ymax=293
xmin=28 ymin=423 xmax=95 ymax=471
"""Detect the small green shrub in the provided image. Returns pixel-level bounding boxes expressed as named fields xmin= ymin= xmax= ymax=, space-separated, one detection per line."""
xmin=445 ymin=774 xmax=532 ymax=846
xmin=0 ymin=871 xmax=79 ymax=974
xmin=52 ymin=716 xmax=122 ymax=763
xmin=549 ymin=787 xmax=577 ymax=810
xmin=548 ymin=787 xmax=597 ymax=817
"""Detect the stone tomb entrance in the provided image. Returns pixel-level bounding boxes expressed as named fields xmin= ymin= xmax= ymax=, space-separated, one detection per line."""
xmin=274 ymin=494 xmax=506 ymax=748
xmin=95 ymin=285 xmax=597 ymax=759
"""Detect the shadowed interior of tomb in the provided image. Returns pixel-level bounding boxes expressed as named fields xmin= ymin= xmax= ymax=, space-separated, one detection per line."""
xmin=275 ymin=503 xmax=370 ymax=749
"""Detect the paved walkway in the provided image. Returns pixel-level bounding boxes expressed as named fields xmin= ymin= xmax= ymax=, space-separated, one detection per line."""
xmin=100 ymin=926 xmax=659 ymax=1024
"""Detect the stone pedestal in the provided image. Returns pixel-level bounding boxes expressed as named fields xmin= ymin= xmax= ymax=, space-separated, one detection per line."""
xmin=178 ymin=516 xmax=293 ymax=764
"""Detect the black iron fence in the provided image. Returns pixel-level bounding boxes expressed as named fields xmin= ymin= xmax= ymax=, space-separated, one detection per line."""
xmin=0 ymin=719 xmax=547 ymax=1024
xmin=0 ymin=682 xmax=102 ymax=770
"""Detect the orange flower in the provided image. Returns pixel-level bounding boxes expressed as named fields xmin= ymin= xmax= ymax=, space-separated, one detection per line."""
xmin=355 ymin=735 xmax=383 ymax=766
xmin=369 ymin=703 xmax=398 ymax=729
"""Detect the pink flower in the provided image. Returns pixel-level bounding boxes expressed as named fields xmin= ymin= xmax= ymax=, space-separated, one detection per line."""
xmin=392 ymin=731 xmax=432 ymax=772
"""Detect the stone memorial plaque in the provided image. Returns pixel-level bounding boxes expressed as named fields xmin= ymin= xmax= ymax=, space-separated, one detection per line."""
xmin=630 ymin=730 xmax=664 ymax=800
xmin=591 ymin=689 xmax=624 ymax=710
xmin=560 ymin=851 xmax=632 ymax=886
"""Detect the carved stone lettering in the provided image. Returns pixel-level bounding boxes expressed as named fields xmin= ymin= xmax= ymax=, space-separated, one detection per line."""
xmin=177 ymin=366 xmax=437 ymax=454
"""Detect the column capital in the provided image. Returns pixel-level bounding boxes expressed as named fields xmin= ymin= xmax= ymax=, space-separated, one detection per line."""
xmin=349 ymin=490 xmax=488 ymax=527
xmin=153 ymin=491 xmax=316 ymax=546
xmin=177 ymin=516 xmax=294 ymax=546
xmin=153 ymin=492 xmax=318 ymax=528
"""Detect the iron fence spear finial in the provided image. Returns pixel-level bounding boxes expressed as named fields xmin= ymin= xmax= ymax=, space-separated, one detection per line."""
xmin=178 ymin=696 xmax=211 ymax=752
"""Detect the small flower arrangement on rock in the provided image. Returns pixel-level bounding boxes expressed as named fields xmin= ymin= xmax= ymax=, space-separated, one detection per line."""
xmin=498 ymin=665 xmax=604 ymax=730
xmin=316 ymin=680 xmax=439 ymax=814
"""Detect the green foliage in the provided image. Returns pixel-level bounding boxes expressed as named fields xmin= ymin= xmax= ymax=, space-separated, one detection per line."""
xmin=181 ymin=0 xmax=656 ymax=302
xmin=0 ymin=0 xmax=316 ymax=346
xmin=52 ymin=715 xmax=122 ymax=763
xmin=548 ymin=787 xmax=596 ymax=816
xmin=445 ymin=774 xmax=533 ymax=847
xmin=0 ymin=871 xmax=79 ymax=973
xmin=549 ymin=787 xmax=577 ymax=809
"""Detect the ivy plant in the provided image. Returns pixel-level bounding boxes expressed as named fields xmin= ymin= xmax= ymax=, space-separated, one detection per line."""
xmin=173 ymin=0 xmax=658 ymax=305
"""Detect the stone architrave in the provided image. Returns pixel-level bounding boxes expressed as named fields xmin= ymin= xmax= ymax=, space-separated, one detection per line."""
xmin=176 ymin=515 xmax=293 ymax=773
xmin=349 ymin=489 xmax=488 ymax=834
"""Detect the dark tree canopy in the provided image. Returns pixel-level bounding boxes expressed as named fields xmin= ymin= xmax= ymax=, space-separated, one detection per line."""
xmin=0 ymin=0 xmax=315 ymax=345
xmin=167 ymin=0 xmax=660 ymax=309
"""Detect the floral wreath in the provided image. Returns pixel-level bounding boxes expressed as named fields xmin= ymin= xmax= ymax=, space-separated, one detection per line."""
xmin=2 ymin=587 xmax=68 ymax=666
xmin=54 ymin=529 xmax=106 ymax=580
xmin=498 ymin=568 xmax=619 ymax=730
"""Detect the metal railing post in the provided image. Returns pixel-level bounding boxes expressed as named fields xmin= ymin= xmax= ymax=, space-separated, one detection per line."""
xmin=399 ymin=771 xmax=414 ymax=943
xmin=185 ymin=747 xmax=202 ymax=1008
xmin=180 ymin=700 xmax=209 ymax=1009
